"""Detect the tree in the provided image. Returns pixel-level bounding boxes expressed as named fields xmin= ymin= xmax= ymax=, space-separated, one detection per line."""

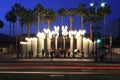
xmin=67 ymin=8 xmax=76 ymax=31
xmin=34 ymin=3 xmax=44 ymax=32
xmin=12 ymin=3 xmax=23 ymax=34
xmin=98 ymin=4 xmax=111 ymax=45
xmin=5 ymin=11 xmax=12 ymax=36
xmin=12 ymin=3 xmax=24 ymax=50
xmin=18 ymin=7 xmax=27 ymax=35
xmin=76 ymin=4 xmax=87 ymax=30
xmin=0 ymin=20 xmax=4 ymax=28
xmin=58 ymin=8 xmax=67 ymax=26
xmin=86 ymin=6 xmax=103 ymax=39
xmin=20 ymin=9 xmax=37 ymax=37
xmin=5 ymin=10 xmax=17 ymax=36
xmin=43 ymin=9 xmax=56 ymax=29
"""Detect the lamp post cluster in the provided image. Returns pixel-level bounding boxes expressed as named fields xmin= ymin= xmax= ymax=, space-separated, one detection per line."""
xmin=19 ymin=25 xmax=95 ymax=58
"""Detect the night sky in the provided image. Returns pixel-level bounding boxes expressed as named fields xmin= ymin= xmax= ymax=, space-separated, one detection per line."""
xmin=0 ymin=0 xmax=120 ymax=35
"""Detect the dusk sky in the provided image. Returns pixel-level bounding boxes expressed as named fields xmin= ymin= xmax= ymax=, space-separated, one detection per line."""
xmin=0 ymin=0 xmax=120 ymax=35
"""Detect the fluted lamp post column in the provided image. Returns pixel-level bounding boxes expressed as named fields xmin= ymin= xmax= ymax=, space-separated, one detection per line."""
xmin=52 ymin=26 xmax=59 ymax=51
xmin=79 ymin=29 xmax=86 ymax=58
xmin=62 ymin=26 xmax=68 ymax=57
xmin=36 ymin=32 xmax=45 ymax=57
xmin=44 ymin=28 xmax=52 ymax=57
xmin=69 ymin=30 xmax=77 ymax=57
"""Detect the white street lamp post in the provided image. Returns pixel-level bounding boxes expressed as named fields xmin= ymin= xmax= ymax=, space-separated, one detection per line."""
xmin=36 ymin=32 xmax=45 ymax=57
xmin=52 ymin=26 xmax=59 ymax=50
xmin=44 ymin=28 xmax=52 ymax=57
xmin=25 ymin=38 xmax=32 ymax=57
xmin=20 ymin=41 xmax=27 ymax=57
xmin=31 ymin=37 xmax=37 ymax=57
xmin=79 ymin=29 xmax=86 ymax=57
xmin=69 ymin=30 xmax=77 ymax=57
xmin=76 ymin=31 xmax=81 ymax=57
xmin=62 ymin=26 xmax=68 ymax=50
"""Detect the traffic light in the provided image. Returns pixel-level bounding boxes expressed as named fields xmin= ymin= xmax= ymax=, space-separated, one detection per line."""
xmin=96 ymin=38 xmax=101 ymax=43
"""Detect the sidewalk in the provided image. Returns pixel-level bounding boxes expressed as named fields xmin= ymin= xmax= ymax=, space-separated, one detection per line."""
xmin=0 ymin=52 xmax=94 ymax=62
xmin=104 ymin=53 xmax=120 ymax=62
xmin=0 ymin=52 xmax=120 ymax=63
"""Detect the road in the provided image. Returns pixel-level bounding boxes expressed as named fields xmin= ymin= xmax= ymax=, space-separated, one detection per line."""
xmin=0 ymin=61 xmax=120 ymax=73
xmin=0 ymin=61 xmax=120 ymax=80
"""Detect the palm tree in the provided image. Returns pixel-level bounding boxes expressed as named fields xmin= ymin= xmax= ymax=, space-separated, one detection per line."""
xmin=12 ymin=3 xmax=23 ymax=50
xmin=5 ymin=10 xmax=17 ymax=36
xmin=86 ymin=7 xmax=96 ymax=39
xmin=58 ymin=8 xmax=67 ymax=26
xmin=0 ymin=20 xmax=4 ymax=28
xmin=12 ymin=3 xmax=23 ymax=34
xmin=34 ymin=3 xmax=44 ymax=32
xmin=5 ymin=11 xmax=12 ymax=36
xmin=86 ymin=6 xmax=103 ymax=39
xmin=18 ymin=7 xmax=27 ymax=35
xmin=43 ymin=9 xmax=56 ymax=29
xmin=67 ymin=8 xmax=76 ymax=31
xmin=11 ymin=10 xmax=17 ymax=36
xmin=98 ymin=4 xmax=111 ymax=45
xmin=76 ymin=4 xmax=87 ymax=30
xmin=20 ymin=9 xmax=37 ymax=37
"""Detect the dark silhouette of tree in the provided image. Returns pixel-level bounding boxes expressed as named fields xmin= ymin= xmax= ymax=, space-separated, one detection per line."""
xmin=34 ymin=3 xmax=44 ymax=32
xmin=58 ymin=8 xmax=67 ymax=26
xmin=43 ymin=9 xmax=56 ymax=29
xmin=67 ymin=8 xmax=76 ymax=31
xmin=0 ymin=20 xmax=4 ymax=28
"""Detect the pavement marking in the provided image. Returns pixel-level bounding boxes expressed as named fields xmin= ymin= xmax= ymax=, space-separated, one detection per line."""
xmin=49 ymin=74 xmax=64 ymax=77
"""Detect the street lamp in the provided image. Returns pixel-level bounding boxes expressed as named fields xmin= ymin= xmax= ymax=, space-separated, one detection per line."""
xmin=20 ymin=41 xmax=27 ymax=57
xmin=44 ymin=28 xmax=52 ymax=57
xmin=25 ymin=37 xmax=32 ymax=57
xmin=101 ymin=2 xmax=106 ymax=7
xmin=90 ymin=1 xmax=106 ymax=44
xmin=62 ymin=26 xmax=68 ymax=51
xmin=90 ymin=2 xmax=106 ymax=7
xmin=31 ymin=37 xmax=37 ymax=57
xmin=79 ymin=29 xmax=86 ymax=58
xmin=86 ymin=38 xmax=93 ymax=57
xmin=36 ymin=32 xmax=45 ymax=57
xmin=69 ymin=30 xmax=77 ymax=57
xmin=90 ymin=1 xmax=106 ymax=57
xmin=52 ymin=26 xmax=59 ymax=51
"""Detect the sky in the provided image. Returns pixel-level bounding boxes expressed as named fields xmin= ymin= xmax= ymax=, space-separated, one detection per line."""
xmin=0 ymin=0 xmax=120 ymax=36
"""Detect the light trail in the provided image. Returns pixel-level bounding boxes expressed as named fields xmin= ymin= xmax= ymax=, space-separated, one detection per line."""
xmin=0 ymin=70 xmax=120 ymax=74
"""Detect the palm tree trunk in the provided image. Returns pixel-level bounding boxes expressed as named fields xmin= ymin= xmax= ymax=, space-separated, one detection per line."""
xmin=13 ymin=22 xmax=15 ymax=36
xmin=81 ymin=15 xmax=84 ymax=30
xmin=104 ymin=15 xmax=106 ymax=46
xmin=38 ymin=13 xmax=40 ymax=32
xmin=47 ymin=20 xmax=50 ymax=29
xmin=12 ymin=23 xmax=14 ymax=36
xmin=16 ymin=16 xmax=18 ymax=50
xmin=20 ymin=27 xmax=23 ymax=35
xmin=61 ymin=16 xmax=64 ymax=26
xmin=90 ymin=21 xmax=93 ymax=39
xmin=27 ymin=23 xmax=31 ymax=37
xmin=70 ymin=16 xmax=73 ymax=31
xmin=9 ymin=22 xmax=12 ymax=36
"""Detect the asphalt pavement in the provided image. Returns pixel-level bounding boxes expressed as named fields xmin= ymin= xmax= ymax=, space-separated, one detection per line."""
xmin=0 ymin=51 xmax=120 ymax=63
